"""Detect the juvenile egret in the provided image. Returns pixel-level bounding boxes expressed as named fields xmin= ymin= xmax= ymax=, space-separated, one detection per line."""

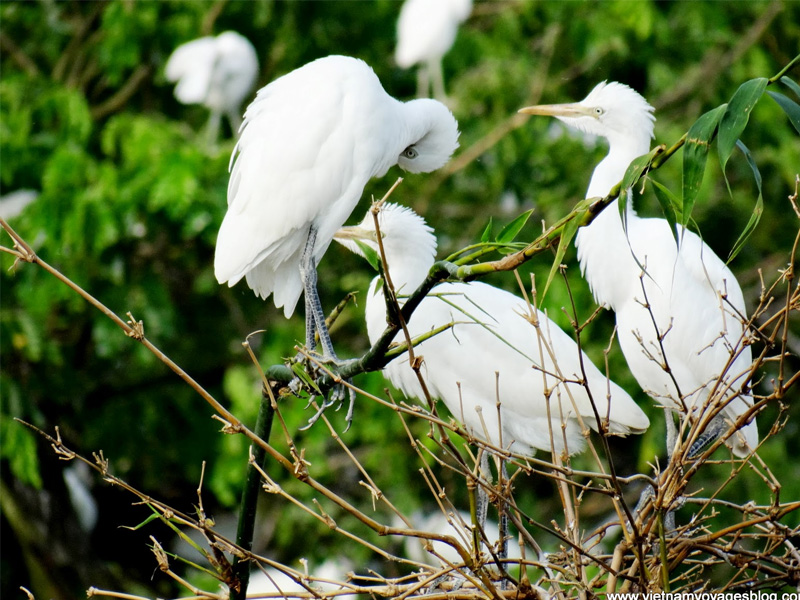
xmin=335 ymin=203 xmax=649 ymax=456
xmin=520 ymin=82 xmax=758 ymax=457
xmin=165 ymin=31 xmax=259 ymax=141
xmin=215 ymin=56 xmax=459 ymax=365
xmin=395 ymin=0 xmax=472 ymax=100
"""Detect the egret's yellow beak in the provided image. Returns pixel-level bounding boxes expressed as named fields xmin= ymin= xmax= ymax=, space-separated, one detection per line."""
xmin=333 ymin=225 xmax=376 ymax=242
xmin=518 ymin=103 xmax=594 ymax=118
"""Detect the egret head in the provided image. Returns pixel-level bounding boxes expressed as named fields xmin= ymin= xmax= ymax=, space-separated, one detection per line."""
xmin=397 ymin=99 xmax=459 ymax=173
xmin=334 ymin=203 xmax=437 ymax=275
xmin=519 ymin=81 xmax=654 ymax=146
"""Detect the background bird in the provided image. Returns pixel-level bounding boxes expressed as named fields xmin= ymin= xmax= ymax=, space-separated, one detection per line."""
xmin=335 ymin=202 xmax=650 ymax=456
xmin=214 ymin=56 xmax=459 ymax=364
xmin=395 ymin=0 xmax=472 ymax=101
xmin=165 ymin=31 xmax=259 ymax=143
xmin=520 ymin=82 xmax=758 ymax=457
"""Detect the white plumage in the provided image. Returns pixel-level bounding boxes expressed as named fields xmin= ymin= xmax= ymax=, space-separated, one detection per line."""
xmin=395 ymin=0 xmax=472 ymax=100
xmin=336 ymin=203 xmax=649 ymax=456
xmin=521 ymin=81 xmax=758 ymax=456
xmin=214 ymin=56 xmax=459 ymax=358
xmin=165 ymin=31 xmax=259 ymax=139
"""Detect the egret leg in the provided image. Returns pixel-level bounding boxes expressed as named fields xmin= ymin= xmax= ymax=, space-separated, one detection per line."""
xmin=477 ymin=453 xmax=510 ymax=590
xmin=476 ymin=453 xmax=490 ymax=533
xmin=416 ymin=63 xmax=431 ymax=99
xmin=299 ymin=225 xmax=338 ymax=359
xmin=687 ymin=415 xmax=728 ymax=459
xmin=296 ymin=225 xmax=358 ymax=430
xmin=497 ymin=461 xmax=510 ymax=591
xmin=664 ymin=408 xmax=678 ymax=460
xmin=205 ymin=109 xmax=222 ymax=149
xmin=430 ymin=58 xmax=447 ymax=103
xmin=227 ymin=109 xmax=243 ymax=138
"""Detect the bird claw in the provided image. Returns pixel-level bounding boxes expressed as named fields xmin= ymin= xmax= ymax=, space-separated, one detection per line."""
xmin=289 ymin=356 xmax=359 ymax=431
xmin=298 ymin=380 xmax=357 ymax=431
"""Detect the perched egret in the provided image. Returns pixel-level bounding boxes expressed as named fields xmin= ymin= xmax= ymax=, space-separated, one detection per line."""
xmin=215 ymin=56 xmax=459 ymax=366
xmin=395 ymin=0 xmax=472 ymax=101
xmin=165 ymin=31 xmax=259 ymax=142
xmin=335 ymin=203 xmax=649 ymax=456
xmin=520 ymin=82 xmax=758 ymax=457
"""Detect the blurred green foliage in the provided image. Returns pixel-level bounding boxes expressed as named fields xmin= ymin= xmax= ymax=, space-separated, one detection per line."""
xmin=1 ymin=1 xmax=798 ymax=597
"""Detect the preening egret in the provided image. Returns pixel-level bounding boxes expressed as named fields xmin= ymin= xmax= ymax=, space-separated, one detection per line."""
xmin=335 ymin=203 xmax=649 ymax=456
xmin=214 ymin=56 xmax=459 ymax=367
xmin=395 ymin=0 xmax=472 ymax=101
xmin=165 ymin=31 xmax=259 ymax=142
xmin=520 ymin=82 xmax=758 ymax=457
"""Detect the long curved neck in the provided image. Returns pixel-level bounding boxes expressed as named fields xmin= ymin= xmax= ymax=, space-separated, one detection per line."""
xmin=576 ymin=133 xmax=651 ymax=309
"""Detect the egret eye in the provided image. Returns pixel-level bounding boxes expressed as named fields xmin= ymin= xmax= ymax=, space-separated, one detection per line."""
xmin=402 ymin=146 xmax=418 ymax=159
xmin=594 ymin=107 xmax=604 ymax=116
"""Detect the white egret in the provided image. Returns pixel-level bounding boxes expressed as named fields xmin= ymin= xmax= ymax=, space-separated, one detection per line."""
xmin=335 ymin=203 xmax=649 ymax=456
xmin=214 ymin=56 xmax=459 ymax=369
xmin=336 ymin=203 xmax=648 ymax=577
xmin=520 ymin=82 xmax=758 ymax=457
xmin=165 ymin=31 xmax=259 ymax=142
xmin=395 ymin=0 xmax=472 ymax=101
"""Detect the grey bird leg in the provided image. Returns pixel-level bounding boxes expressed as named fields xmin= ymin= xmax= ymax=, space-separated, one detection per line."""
xmin=299 ymin=225 xmax=338 ymax=359
xmin=497 ymin=461 xmax=509 ymax=591
xmin=296 ymin=225 xmax=358 ymax=431
xmin=478 ymin=454 xmax=510 ymax=590
xmin=477 ymin=453 xmax=490 ymax=534
xmin=665 ymin=408 xmax=678 ymax=459
xmin=688 ymin=414 xmax=728 ymax=459
xmin=205 ymin=109 xmax=222 ymax=149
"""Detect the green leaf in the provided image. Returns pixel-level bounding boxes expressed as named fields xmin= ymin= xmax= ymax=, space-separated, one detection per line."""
xmin=480 ymin=218 xmax=493 ymax=243
xmin=541 ymin=212 xmax=581 ymax=303
xmin=291 ymin=363 xmax=322 ymax=395
xmin=620 ymin=147 xmax=661 ymax=192
xmin=718 ymin=78 xmax=768 ymax=173
xmin=650 ymin=179 xmax=681 ymax=247
xmin=728 ymin=140 xmax=763 ymax=263
xmin=767 ymin=91 xmax=800 ymax=135
xmin=780 ymin=75 xmax=800 ymax=99
xmin=354 ymin=240 xmax=381 ymax=271
xmin=496 ymin=209 xmax=533 ymax=244
xmin=682 ymin=104 xmax=727 ymax=227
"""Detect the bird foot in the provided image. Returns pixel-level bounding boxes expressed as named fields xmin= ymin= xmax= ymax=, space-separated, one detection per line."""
xmin=289 ymin=357 xmax=359 ymax=432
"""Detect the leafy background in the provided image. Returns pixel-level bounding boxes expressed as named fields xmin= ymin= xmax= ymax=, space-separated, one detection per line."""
xmin=1 ymin=1 xmax=798 ymax=597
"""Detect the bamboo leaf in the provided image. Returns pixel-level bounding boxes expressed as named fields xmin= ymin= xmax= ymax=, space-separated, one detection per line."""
xmin=718 ymin=77 xmax=768 ymax=173
xmin=682 ymin=104 xmax=727 ymax=227
xmin=291 ymin=363 xmax=322 ymax=395
xmin=650 ymin=179 xmax=681 ymax=247
xmin=620 ymin=147 xmax=662 ymax=192
xmin=780 ymin=75 xmax=800 ymax=99
xmin=480 ymin=218 xmax=493 ymax=243
xmin=767 ymin=90 xmax=800 ymax=135
xmin=541 ymin=213 xmax=581 ymax=303
xmin=728 ymin=140 xmax=763 ymax=263
xmin=497 ymin=209 xmax=533 ymax=244
xmin=354 ymin=240 xmax=381 ymax=271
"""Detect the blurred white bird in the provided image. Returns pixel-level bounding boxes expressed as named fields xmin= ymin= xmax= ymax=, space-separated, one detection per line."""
xmin=395 ymin=0 xmax=472 ymax=101
xmin=165 ymin=31 xmax=259 ymax=142
xmin=215 ymin=56 xmax=459 ymax=370
xmin=247 ymin=558 xmax=356 ymax=600
xmin=335 ymin=203 xmax=649 ymax=457
xmin=520 ymin=82 xmax=758 ymax=457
